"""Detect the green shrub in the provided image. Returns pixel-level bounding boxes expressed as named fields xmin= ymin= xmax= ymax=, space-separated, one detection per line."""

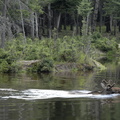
xmin=92 ymin=32 xmax=102 ymax=41
xmin=9 ymin=62 xmax=22 ymax=73
xmin=77 ymin=52 xmax=86 ymax=64
xmin=37 ymin=58 xmax=53 ymax=72
xmin=0 ymin=49 xmax=8 ymax=60
xmin=58 ymin=49 xmax=77 ymax=62
xmin=27 ymin=58 xmax=54 ymax=73
xmin=0 ymin=60 xmax=9 ymax=73
xmin=0 ymin=60 xmax=22 ymax=73
xmin=24 ymin=45 xmax=38 ymax=60
xmin=0 ymin=47 xmax=22 ymax=73
xmin=93 ymin=37 xmax=117 ymax=52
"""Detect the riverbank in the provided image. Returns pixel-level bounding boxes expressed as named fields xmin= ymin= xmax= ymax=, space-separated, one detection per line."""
xmin=0 ymin=34 xmax=118 ymax=73
xmin=18 ymin=58 xmax=106 ymax=73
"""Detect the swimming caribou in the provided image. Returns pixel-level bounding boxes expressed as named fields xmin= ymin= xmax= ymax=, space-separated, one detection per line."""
xmin=90 ymin=80 xmax=120 ymax=94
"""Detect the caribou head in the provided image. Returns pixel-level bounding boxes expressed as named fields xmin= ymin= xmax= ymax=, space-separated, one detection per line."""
xmin=101 ymin=80 xmax=120 ymax=94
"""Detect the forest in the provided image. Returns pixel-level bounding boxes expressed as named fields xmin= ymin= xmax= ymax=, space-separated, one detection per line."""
xmin=0 ymin=0 xmax=120 ymax=73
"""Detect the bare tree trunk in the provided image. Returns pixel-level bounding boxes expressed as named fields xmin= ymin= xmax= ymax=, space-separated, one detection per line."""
xmin=42 ymin=14 xmax=46 ymax=35
xmin=1 ymin=27 xmax=5 ymax=48
xmin=30 ymin=12 xmax=35 ymax=39
xmin=70 ymin=15 xmax=74 ymax=31
xmin=79 ymin=16 xmax=82 ymax=35
xmin=76 ymin=13 xmax=79 ymax=35
xmin=56 ymin=12 xmax=61 ymax=38
xmin=35 ymin=12 xmax=38 ymax=38
xmin=105 ymin=16 xmax=111 ymax=32
xmin=53 ymin=10 xmax=56 ymax=29
xmin=113 ymin=19 xmax=117 ymax=35
xmin=82 ymin=17 xmax=87 ymax=36
xmin=7 ymin=20 xmax=13 ymax=40
xmin=118 ymin=21 xmax=120 ymax=32
xmin=92 ymin=0 xmax=100 ymax=32
xmin=110 ymin=15 xmax=113 ymax=33
xmin=86 ymin=13 xmax=91 ymax=35
xmin=57 ymin=13 xmax=61 ymax=30
xmin=18 ymin=0 xmax=26 ymax=43
xmin=48 ymin=3 xmax=52 ymax=38
xmin=1 ymin=0 xmax=7 ymax=48
xmin=73 ymin=13 xmax=77 ymax=36
xmin=99 ymin=1 xmax=102 ymax=33
xmin=64 ymin=12 xmax=67 ymax=30
xmin=39 ymin=15 xmax=42 ymax=39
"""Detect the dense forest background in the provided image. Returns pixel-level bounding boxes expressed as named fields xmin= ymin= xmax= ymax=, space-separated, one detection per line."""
xmin=0 ymin=0 xmax=120 ymax=73
xmin=1 ymin=0 xmax=120 ymax=45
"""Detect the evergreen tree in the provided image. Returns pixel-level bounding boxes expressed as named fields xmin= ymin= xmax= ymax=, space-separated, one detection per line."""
xmin=77 ymin=0 xmax=93 ymax=35
xmin=104 ymin=0 xmax=120 ymax=34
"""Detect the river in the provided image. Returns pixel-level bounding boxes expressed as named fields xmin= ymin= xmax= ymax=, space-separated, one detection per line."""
xmin=0 ymin=61 xmax=120 ymax=120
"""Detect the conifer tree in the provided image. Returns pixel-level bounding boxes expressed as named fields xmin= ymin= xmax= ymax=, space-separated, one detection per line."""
xmin=77 ymin=0 xmax=93 ymax=35
xmin=104 ymin=0 xmax=120 ymax=34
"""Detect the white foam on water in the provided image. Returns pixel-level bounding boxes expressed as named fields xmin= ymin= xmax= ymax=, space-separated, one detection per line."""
xmin=0 ymin=88 xmax=119 ymax=100
xmin=0 ymin=88 xmax=17 ymax=91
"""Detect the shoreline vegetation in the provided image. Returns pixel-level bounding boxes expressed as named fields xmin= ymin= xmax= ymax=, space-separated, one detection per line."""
xmin=0 ymin=33 xmax=118 ymax=73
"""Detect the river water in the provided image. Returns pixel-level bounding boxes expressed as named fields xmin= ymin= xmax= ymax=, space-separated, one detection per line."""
xmin=0 ymin=62 xmax=120 ymax=120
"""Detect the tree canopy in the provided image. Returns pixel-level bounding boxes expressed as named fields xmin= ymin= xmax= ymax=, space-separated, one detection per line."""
xmin=0 ymin=0 xmax=120 ymax=47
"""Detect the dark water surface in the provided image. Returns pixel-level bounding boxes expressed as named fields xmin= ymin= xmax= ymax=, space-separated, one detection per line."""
xmin=0 ymin=62 xmax=120 ymax=120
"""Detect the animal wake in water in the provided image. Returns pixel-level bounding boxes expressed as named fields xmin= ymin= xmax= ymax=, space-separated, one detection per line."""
xmin=0 ymin=80 xmax=119 ymax=100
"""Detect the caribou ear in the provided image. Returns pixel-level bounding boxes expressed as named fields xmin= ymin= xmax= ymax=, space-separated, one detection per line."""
xmin=101 ymin=80 xmax=107 ymax=89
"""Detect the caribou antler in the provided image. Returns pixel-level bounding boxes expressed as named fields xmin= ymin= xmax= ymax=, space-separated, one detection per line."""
xmin=101 ymin=79 xmax=108 ymax=89
xmin=101 ymin=80 xmax=115 ymax=91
